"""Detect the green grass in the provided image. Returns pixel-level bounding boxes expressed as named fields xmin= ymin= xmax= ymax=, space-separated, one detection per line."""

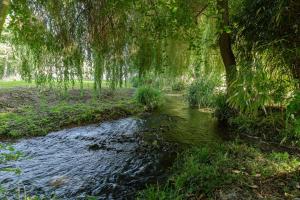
xmin=0 ymin=80 xmax=96 ymax=89
xmin=0 ymin=101 xmax=139 ymax=138
xmin=0 ymin=87 xmax=142 ymax=138
xmin=0 ymin=80 xmax=35 ymax=88
xmin=139 ymin=141 xmax=300 ymax=199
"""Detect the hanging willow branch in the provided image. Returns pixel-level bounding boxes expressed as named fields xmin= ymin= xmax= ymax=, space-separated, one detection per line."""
xmin=0 ymin=0 xmax=10 ymax=35
xmin=6 ymin=0 xmax=211 ymax=90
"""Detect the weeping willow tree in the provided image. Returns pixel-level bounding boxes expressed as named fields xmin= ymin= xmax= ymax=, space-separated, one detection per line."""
xmin=7 ymin=0 xmax=291 ymax=94
xmin=2 ymin=0 xmax=226 ymax=91
xmin=6 ymin=0 xmax=133 ymax=89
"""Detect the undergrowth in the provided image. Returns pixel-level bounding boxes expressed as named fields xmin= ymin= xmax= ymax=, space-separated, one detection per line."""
xmin=214 ymin=90 xmax=300 ymax=147
xmin=186 ymin=76 xmax=219 ymax=108
xmin=139 ymin=142 xmax=300 ymax=199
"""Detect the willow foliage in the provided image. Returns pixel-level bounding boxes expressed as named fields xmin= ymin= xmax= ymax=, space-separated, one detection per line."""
xmin=233 ymin=0 xmax=300 ymax=86
xmin=2 ymin=0 xmax=221 ymax=90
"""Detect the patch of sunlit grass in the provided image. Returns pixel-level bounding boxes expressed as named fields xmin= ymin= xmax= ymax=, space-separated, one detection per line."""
xmin=140 ymin=141 xmax=300 ymax=199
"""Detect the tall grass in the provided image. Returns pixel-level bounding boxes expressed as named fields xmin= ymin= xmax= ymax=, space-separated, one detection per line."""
xmin=171 ymin=81 xmax=186 ymax=92
xmin=186 ymin=76 xmax=219 ymax=108
xmin=135 ymin=86 xmax=164 ymax=110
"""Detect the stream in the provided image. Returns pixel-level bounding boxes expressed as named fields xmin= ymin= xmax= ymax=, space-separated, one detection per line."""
xmin=0 ymin=94 xmax=223 ymax=199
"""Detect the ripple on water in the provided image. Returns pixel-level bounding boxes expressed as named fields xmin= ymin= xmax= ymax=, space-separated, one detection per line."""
xmin=0 ymin=118 xmax=177 ymax=199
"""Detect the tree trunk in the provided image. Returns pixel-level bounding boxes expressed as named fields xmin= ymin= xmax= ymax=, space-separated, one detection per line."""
xmin=217 ymin=0 xmax=237 ymax=88
xmin=0 ymin=0 xmax=10 ymax=35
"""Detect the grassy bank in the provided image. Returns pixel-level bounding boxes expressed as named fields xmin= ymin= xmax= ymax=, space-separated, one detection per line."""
xmin=0 ymin=80 xmax=35 ymax=88
xmin=140 ymin=141 xmax=300 ymax=199
xmin=0 ymin=85 xmax=142 ymax=138
xmin=0 ymin=80 xmax=96 ymax=89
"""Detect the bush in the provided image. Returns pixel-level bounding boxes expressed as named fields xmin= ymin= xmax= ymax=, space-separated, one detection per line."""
xmin=135 ymin=86 xmax=163 ymax=110
xmin=186 ymin=77 xmax=217 ymax=108
xmin=227 ymin=63 xmax=292 ymax=115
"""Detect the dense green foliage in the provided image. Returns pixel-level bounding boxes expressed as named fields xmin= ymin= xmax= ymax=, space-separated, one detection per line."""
xmin=135 ymin=86 xmax=164 ymax=110
xmin=1 ymin=0 xmax=210 ymax=89
xmin=0 ymin=0 xmax=298 ymax=94
xmin=233 ymin=0 xmax=299 ymax=84
xmin=228 ymin=63 xmax=293 ymax=115
xmin=187 ymin=76 xmax=219 ymax=108
xmin=0 ymin=0 xmax=299 ymax=199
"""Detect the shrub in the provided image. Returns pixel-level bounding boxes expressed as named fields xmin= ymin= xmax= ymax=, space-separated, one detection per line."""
xmin=227 ymin=63 xmax=292 ymax=115
xmin=186 ymin=77 xmax=217 ymax=108
xmin=135 ymin=86 xmax=163 ymax=110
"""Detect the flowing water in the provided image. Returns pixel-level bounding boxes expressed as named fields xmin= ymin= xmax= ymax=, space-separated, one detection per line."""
xmin=0 ymin=94 xmax=224 ymax=199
